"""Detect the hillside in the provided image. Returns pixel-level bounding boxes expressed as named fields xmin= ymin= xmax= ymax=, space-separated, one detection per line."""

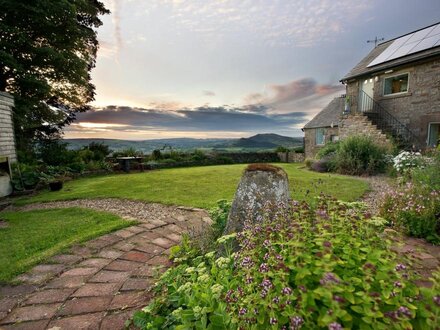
xmin=65 ymin=133 xmax=303 ymax=153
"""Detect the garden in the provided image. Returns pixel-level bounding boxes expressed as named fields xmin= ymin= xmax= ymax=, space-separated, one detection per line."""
xmin=0 ymin=135 xmax=439 ymax=329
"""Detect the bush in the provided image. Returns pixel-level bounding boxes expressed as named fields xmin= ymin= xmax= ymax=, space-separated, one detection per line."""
xmin=133 ymin=196 xmax=439 ymax=329
xmin=316 ymin=141 xmax=340 ymax=159
xmin=37 ymin=140 xmax=79 ymax=166
xmin=334 ymin=135 xmax=387 ymax=175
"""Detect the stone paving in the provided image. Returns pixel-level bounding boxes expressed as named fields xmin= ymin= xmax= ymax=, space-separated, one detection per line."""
xmin=0 ymin=199 xmax=212 ymax=330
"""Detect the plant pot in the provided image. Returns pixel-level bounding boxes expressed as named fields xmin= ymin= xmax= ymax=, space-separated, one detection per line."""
xmin=49 ymin=181 xmax=63 ymax=191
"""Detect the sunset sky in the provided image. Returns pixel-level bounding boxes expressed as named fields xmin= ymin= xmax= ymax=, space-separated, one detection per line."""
xmin=65 ymin=0 xmax=440 ymax=140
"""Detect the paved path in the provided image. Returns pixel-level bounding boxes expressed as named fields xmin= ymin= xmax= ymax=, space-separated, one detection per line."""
xmin=0 ymin=199 xmax=211 ymax=330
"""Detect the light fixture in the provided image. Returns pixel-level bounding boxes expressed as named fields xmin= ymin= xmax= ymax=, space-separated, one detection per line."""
xmin=374 ymin=76 xmax=378 ymax=82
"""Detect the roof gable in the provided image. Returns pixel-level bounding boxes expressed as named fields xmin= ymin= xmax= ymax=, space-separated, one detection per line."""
xmin=303 ymin=96 xmax=344 ymax=129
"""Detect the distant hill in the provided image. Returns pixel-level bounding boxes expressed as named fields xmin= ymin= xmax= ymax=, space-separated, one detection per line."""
xmin=226 ymin=133 xmax=302 ymax=149
xmin=65 ymin=134 xmax=303 ymax=153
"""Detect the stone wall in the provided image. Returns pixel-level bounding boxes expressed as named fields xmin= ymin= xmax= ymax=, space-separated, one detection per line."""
xmin=277 ymin=152 xmax=305 ymax=163
xmin=0 ymin=92 xmax=16 ymax=163
xmin=346 ymin=58 xmax=440 ymax=146
xmin=339 ymin=114 xmax=392 ymax=150
xmin=304 ymin=127 xmax=339 ymax=159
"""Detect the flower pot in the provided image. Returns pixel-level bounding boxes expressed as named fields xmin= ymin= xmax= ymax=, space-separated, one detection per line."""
xmin=49 ymin=181 xmax=63 ymax=191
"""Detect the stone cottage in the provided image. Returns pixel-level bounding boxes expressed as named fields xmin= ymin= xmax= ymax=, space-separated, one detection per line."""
xmin=0 ymin=92 xmax=16 ymax=197
xmin=304 ymin=22 xmax=440 ymax=158
xmin=303 ymin=96 xmax=343 ymax=159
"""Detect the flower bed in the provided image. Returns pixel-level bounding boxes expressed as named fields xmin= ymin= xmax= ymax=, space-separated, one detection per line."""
xmin=132 ymin=196 xmax=439 ymax=329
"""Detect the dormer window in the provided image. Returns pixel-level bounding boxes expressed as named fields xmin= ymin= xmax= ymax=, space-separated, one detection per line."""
xmin=383 ymin=73 xmax=409 ymax=95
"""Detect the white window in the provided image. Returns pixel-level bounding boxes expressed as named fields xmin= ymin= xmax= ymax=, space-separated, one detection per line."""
xmin=384 ymin=73 xmax=409 ymax=95
xmin=315 ymin=128 xmax=325 ymax=145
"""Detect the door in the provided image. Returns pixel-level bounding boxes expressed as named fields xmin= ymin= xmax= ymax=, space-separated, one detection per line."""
xmin=427 ymin=123 xmax=440 ymax=147
xmin=359 ymin=78 xmax=374 ymax=112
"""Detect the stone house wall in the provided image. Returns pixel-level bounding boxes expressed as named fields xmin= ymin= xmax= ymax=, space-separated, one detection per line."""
xmin=0 ymin=92 xmax=16 ymax=163
xmin=339 ymin=114 xmax=393 ymax=150
xmin=304 ymin=126 xmax=339 ymax=159
xmin=346 ymin=58 xmax=440 ymax=146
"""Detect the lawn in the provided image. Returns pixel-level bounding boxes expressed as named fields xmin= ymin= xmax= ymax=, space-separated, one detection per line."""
xmin=19 ymin=164 xmax=369 ymax=209
xmin=0 ymin=207 xmax=136 ymax=283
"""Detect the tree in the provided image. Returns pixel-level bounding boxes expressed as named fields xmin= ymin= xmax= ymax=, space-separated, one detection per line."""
xmin=0 ymin=0 xmax=109 ymax=157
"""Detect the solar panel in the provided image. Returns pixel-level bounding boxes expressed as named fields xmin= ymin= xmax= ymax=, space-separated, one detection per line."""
xmin=367 ymin=23 xmax=440 ymax=67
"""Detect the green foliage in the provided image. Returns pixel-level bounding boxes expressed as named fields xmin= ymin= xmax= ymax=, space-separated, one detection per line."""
xmin=209 ymin=199 xmax=231 ymax=238
xmin=316 ymin=141 xmax=340 ymax=159
xmin=275 ymin=146 xmax=290 ymax=153
xmin=38 ymin=140 xmax=79 ymax=166
xmin=0 ymin=207 xmax=135 ymax=282
xmin=113 ymin=147 xmax=143 ymax=157
xmin=80 ymin=142 xmax=111 ymax=162
xmin=0 ymin=0 xmax=109 ymax=155
xmin=134 ymin=197 xmax=440 ymax=329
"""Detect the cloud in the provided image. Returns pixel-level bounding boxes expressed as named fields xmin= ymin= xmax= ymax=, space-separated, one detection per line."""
xmin=203 ymin=90 xmax=216 ymax=97
xmin=244 ymin=78 xmax=345 ymax=115
xmin=67 ymin=104 xmax=308 ymax=139
xmin=109 ymin=0 xmax=123 ymax=56
xmin=144 ymin=0 xmax=372 ymax=47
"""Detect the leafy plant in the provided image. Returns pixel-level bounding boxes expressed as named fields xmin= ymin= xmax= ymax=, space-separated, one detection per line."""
xmin=134 ymin=196 xmax=439 ymax=329
xmin=334 ymin=135 xmax=387 ymax=175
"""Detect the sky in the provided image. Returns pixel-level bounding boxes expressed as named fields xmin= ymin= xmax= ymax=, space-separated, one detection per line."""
xmin=65 ymin=0 xmax=440 ymax=140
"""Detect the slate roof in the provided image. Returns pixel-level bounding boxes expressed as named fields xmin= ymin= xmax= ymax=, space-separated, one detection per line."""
xmin=341 ymin=23 xmax=440 ymax=81
xmin=303 ymin=96 xmax=344 ymax=129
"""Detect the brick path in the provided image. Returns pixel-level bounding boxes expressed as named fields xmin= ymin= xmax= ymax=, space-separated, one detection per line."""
xmin=0 ymin=199 xmax=212 ymax=329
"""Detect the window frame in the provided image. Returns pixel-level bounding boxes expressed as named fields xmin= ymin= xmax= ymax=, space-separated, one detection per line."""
xmin=383 ymin=72 xmax=410 ymax=96
xmin=427 ymin=122 xmax=440 ymax=147
xmin=315 ymin=128 xmax=325 ymax=146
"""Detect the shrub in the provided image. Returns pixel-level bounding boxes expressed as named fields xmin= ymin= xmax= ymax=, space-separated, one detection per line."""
xmin=316 ymin=141 xmax=340 ymax=159
xmin=133 ymin=196 xmax=439 ymax=329
xmin=334 ymin=135 xmax=387 ymax=175
xmin=37 ymin=140 xmax=79 ymax=166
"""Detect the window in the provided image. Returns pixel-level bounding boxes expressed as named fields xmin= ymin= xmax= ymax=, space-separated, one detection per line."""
xmin=428 ymin=123 xmax=440 ymax=147
xmin=384 ymin=73 xmax=409 ymax=95
xmin=315 ymin=128 xmax=325 ymax=145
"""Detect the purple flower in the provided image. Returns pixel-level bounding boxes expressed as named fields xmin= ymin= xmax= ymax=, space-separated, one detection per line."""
xmin=282 ymin=287 xmax=293 ymax=295
xmin=328 ymin=322 xmax=343 ymax=330
xmin=253 ymin=308 xmax=259 ymax=315
xmin=270 ymin=317 xmax=278 ymax=325
xmin=323 ymin=241 xmax=332 ymax=248
xmin=397 ymin=306 xmax=411 ymax=318
xmin=260 ymin=289 xmax=268 ymax=298
xmin=272 ymin=296 xmax=280 ymax=304
xmin=263 ymin=252 xmax=270 ymax=260
xmin=239 ymin=308 xmax=247 ymax=316
xmin=395 ymin=264 xmax=407 ymax=271
xmin=261 ymin=279 xmax=273 ymax=289
xmin=259 ymin=263 xmax=269 ymax=273
xmin=290 ymin=316 xmax=304 ymax=330
xmin=333 ymin=295 xmax=345 ymax=303
xmin=434 ymin=295 xmax=440 ymax=307
xmin=241 ymin=256 xmax=254 ymax=268
xmin=320 ymin=272 xmax=340 ymax=286
xmin=263 ymin=239 xmax=271 ymax=248
xmin=245 ymin=276 xmax=253 ymax=284
xmin=394 ymin=281 xmax=402 ymax=288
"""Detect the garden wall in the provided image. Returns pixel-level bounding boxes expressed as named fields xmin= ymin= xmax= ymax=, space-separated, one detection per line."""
xmin=277 ymin=152 xmax=305 ymax=163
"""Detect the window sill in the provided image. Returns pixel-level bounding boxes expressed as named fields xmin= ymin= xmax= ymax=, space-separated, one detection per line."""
xmin=379 ymin=92 xmax=412 ymax=100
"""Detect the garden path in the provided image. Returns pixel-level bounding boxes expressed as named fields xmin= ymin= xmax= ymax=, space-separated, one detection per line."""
xmin=360 ymin=176 xmax=440 ymax=288
xmin=0 ymin=199 xmax=212 ymax=330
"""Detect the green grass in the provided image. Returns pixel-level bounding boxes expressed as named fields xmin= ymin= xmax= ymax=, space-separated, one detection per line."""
xmin=18 ymin=164 xmax=369 ymax=209
xmin=0 ymin=207 xmax=135 ymax=283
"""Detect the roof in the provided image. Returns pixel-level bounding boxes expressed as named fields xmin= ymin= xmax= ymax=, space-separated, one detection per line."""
xmin=342 ymin=22 xmax=440 ymax=81
xmin=303 ymin=96 xmax=344 ymax=129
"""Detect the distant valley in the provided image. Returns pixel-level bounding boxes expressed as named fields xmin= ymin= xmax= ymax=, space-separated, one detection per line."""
xmin=65 ymin=133 xmax=303 ymax=153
